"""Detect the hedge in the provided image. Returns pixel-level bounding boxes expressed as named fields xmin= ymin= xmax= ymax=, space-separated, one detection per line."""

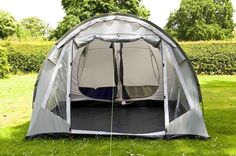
xmin=0 ymin=46 xmax=10 ymax=78
xmin=0 ymin=40 xmax=235 ymax=75
xmin=180 ymin=41 xmax=236 ymax=75
xmin=0 ymin=41 xmax=54 ymax=73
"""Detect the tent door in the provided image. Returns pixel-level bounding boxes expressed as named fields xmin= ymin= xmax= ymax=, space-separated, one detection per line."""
xmin=70 ymin=40 xmax=165 ymax=136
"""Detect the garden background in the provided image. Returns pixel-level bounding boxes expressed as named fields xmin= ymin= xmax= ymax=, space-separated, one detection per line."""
xmin=0 ymin=0 xmax=236 ymax=155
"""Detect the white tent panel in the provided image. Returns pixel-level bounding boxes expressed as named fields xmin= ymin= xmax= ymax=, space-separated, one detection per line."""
xmin=79 ymin=49 xmax=115 ymax=88
xmin=27 ymin=108 xmax=70 ymax=136
xmin=33 ymin=60 xmax=56 ymax=111
xmin=167 ymin=110 xmax=209 ymax=137
xmin=178 ymin=59 xmax=201 ymax=112
xmin=71 ymin=46 xmax=85 ymax=96
xmin=123 ymin=48 xmax=159 ymax=86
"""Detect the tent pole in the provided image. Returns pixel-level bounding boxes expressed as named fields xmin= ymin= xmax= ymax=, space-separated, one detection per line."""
xmin=109 ymin=75 xmax=115 ymax=156
xmin=66 ymin=41 xmax=73 ymax=125
xmin=109 ymin=42 xmax=118 ymax=156
xmin=161 ymin=41 xmax=170 ymax=131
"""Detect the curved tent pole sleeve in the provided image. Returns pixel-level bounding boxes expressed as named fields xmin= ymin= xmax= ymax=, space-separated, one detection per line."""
xmin=66 ymin=41 xmax=73 ymax=125
xmin=160 ymin=40 xmax=170 ymax=131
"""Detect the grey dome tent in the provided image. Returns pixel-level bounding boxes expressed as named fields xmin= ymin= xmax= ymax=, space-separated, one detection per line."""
xmin=27 ymin=14 xmax=209 ymax=139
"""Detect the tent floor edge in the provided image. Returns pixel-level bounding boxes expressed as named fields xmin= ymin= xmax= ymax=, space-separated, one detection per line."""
xmin=25 ymin=133 xmax=210 ymax=140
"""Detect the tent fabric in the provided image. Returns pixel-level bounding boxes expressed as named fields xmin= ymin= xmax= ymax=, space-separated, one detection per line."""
xmin=79 ymin=46 xmax=115 ymax=88
xmin=56 ymin=14 xmax=175 ymax=48
xmin=27 ymin=108 xmax=70 ymax=136
xmin=125 ymin=86 xmax=158 ymax=99
xmin=46 ymin=49 xmax=68 ymax=120
xmin=27 ymin=14 xmax=209 ymax=139
xmin=122 ymin=41 xmax=159 ymax=86
xmin=166 ymin=110 xmax=208 ymax=137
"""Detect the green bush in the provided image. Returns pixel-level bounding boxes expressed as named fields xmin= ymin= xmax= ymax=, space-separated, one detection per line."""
xmin=0 ymin=41 xmax=54 ymax=73
xmin=0 ymin=46 xmax=10 ymax=78
xmin=180 ymin=41 xmax=236 ymax=75
xmin=0 ymin=40 xmax=235 ymax=75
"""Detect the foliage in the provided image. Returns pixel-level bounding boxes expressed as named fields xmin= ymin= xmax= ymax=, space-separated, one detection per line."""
xmin=49 ymin=15 xmax=80 ymax=40
xmin=0 ymin=41 xmax=54 ymax=73
xmin=165 ymin=0 xmax=234 ymax=41
xmin=51 ymin=0 xmax=150 ymax=39
xmin=233 ymin=30 xmax=236 ymax=41
xmin=0 ymin=47 xmax=10 ymax=78
xmin=15 ymin=17 xmax=52 ymax=40
xmin=0 ymin=10 xmax=17 ymax=39
xmin=0 ymin=40 xmax=235 ymax=75
xmin=180 ymin=41 xmax=236 ymax=74
xmin=0 ymin=74 xmax=236 ymax=155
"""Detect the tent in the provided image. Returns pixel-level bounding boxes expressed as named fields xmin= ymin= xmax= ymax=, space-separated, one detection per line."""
xmin=27 ymin=14 xmax=209 ymax=139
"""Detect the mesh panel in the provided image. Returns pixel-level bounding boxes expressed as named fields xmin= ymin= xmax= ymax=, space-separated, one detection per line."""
xmin=46 ymin=52 xmax=68 ymax=120
xmin=168 ymin=71 xmax=190 ymax=122
xmin=125 ymin=86 xmax=158 ymax=98
xmin=164 ymin=44 xmax=190 ymax=122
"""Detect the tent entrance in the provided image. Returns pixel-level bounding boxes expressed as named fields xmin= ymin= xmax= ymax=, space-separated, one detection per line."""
xmin=70 ymin=39 xmax=165 ymax=135
xmin=74 ymin=39 xmax=160 ymax=101
xmin=71 ymin=100 xmax=165 ymax=134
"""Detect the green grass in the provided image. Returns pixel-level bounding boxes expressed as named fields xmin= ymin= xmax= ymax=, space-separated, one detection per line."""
xmin=0 ymin=74 xmax=236 ymax=156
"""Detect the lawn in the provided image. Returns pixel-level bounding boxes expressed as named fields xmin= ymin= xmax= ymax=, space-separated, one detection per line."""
xmin=0 ymin=74 xmax=236 ymax=156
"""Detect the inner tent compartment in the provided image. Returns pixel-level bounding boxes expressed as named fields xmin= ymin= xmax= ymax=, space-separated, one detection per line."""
xmin=70 ymin=39 xmax=174 ymax=134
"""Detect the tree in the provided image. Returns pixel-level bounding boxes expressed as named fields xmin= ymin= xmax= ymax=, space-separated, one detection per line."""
xmin=0 ymin=10 xmax=17 ymax=39
xmin=50 ymin=15 xmax=80 ymax=40
xmin=16 ymin=17 xmax=52 ymax=40
xmin=165 ymin=0 xmax=234 ymax=41
xmin=51 ymin=0 xmax=149 ymax=39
